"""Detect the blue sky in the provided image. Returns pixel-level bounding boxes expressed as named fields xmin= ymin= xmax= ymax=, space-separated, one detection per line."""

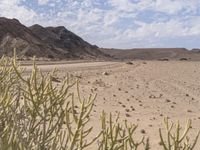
xmin=1 ymin=0 xmax=200 ymax=49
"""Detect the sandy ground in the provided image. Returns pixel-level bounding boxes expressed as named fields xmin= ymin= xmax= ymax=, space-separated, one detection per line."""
xmin=25 ymin=60 xmax=200 ymax=149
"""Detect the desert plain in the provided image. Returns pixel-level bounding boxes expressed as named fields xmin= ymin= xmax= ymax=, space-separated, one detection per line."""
xmin=24 ymin=60 xmax=200 ymax=149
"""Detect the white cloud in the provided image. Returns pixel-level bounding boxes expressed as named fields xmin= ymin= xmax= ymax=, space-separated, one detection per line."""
xmin=37 ymin=0 xmax=62 ymax=6
xmin=37 ymin=0 xmax=50 ymax=5
xmin=103 ymin=11 xmax=119 ymax=26
xmin=0 ymin=0 xmax=37 ymax=24
xmin=153 ymin=0 xmax=199 ymax=15
xmin=108 ymin=0 xmax=200 ymax=15
xmin=108 ymin=0 xmax=136 ymax=12
xmin=124 ymin=20 xmax=187 ymax=39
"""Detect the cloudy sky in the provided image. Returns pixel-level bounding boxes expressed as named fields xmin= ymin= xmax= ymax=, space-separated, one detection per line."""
xmin=1 ymin=0 xmax=200 ymax=49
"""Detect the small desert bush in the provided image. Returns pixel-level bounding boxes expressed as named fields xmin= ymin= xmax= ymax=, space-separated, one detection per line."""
xmin=0 ymin=55 xmax=199 ymax=150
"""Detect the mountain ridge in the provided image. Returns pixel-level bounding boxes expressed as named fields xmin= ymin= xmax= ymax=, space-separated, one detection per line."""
xmin=0 ymin=17 xmax=107 ymax=60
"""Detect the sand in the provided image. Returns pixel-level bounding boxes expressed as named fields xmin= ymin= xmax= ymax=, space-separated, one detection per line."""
xmin=24 ymin=60 xmax=200 ymax=149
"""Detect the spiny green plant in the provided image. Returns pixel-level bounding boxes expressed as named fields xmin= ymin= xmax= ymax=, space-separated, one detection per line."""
xmin=159 ymin=118 xmax=200 ymax=150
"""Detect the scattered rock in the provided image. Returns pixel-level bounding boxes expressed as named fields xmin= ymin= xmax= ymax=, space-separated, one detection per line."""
xmin=152 ymin=117 xmax=156 ymax=120
xmin=125 ymin=113 xmax=131 ymax=117
xmin=102 ymin=72 xmax=109 ymax=75
xmin=131 ymin=108 xmax=135 ymax=111
xmin=50 ymin=76 xmax=61 ymax=83
xmin=125 ymin=109 xmax=130 ymax=112
xmin=149 ymin=95 xmax=156 ymax=99
xmin=126 ymin=61 xmax=133 ymax=65
xmin=171 ymin=105 xmax=175 ymax=108
xmin=158 ymin=58 xmax=169 ymax=61
xmin=159 ymin=141 xmax=163 ymax=146
xmin=179 ymin=58 xmax=188 ymax=61
xmin=141 ymin=129 xmax=146 ymax=134
xmin=75 ymin=75 xmax=82 ymax=79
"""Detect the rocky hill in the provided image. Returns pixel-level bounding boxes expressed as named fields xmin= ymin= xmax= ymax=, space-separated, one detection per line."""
xmin=0 ymin=17 xmax=107 ymax=60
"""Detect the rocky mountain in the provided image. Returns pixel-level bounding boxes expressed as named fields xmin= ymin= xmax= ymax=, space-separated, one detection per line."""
xmin=0 ymin=17 xmax=107 ymax=60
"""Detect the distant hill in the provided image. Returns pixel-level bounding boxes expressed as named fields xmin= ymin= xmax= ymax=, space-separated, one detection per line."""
xmin=100 ymin=48 xmax=200 ymax=61
xmin=0 ymin=17 xmax=108 ymax=60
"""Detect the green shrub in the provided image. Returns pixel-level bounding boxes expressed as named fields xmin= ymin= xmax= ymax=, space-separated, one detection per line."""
xmin=0 ymin=55 xmax=199 ymax=150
